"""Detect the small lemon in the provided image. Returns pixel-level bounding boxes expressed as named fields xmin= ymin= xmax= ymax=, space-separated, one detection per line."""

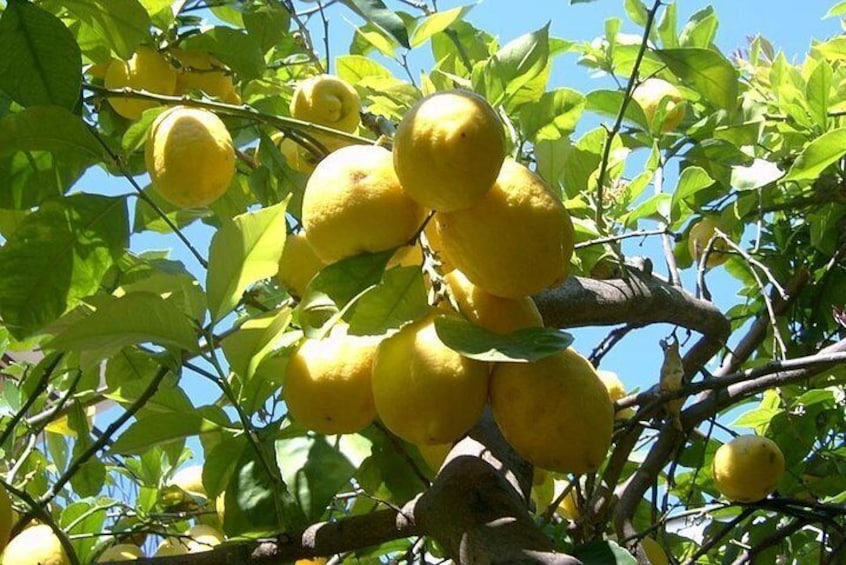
xmin=444 ymin=270 xmax=543 ymax=334
xmin=145 ymin=106 xmax=235 ymax=209
xmin=641 ymin=537 xmax=669 ymax=565
xmin=598 ymin=370 xmax=635 ymax=420
xmin=273 ymin=134 xmax=319 ymax=174
xmin=97 ymin=543 xmax=144 ymax=562
xmin=169 ymin=464 xmax=206 ymax=498
xmin=104 ymin=46 xmax=178 ymax=120
xmin=290 ymin=74 xmax=361 ymax=134
xmin=153 ymin=538 xmax=189 ymax=557
xmin=434 ymin=159 xmax=574 ymax=298
xmin=688 ymin=216 xmax=730 ymax=269
xmin=277 ymin=232 xmax=326 ymax=298
xmin=490 ymin=348 xmax=613 ymax=474
xmin=0 ymin=524 xmax=69 ymax=565
xmin=285 ymin=325 xmax=379 ymax=435
xmin=712 ymin=435 xmax=785 ymax=502
xmin=371 ymin=315 xmax=489 ymax=445
xmin=302 ymin=145 xmax=425 ymax=264
xmin=393 ymin=90 xmax=505 ymax=212
xmin=0 ymin=486 xmax=11 ymax=553
xmin=185 ymin=524 xmax=224 ymax=553
xmin=632 ymin=78 xmax=685 ymax=133
xmin=554 ymin=480 xmax=581 ymax=521
xmin=172 ymin=49 xmax=240 ymax=104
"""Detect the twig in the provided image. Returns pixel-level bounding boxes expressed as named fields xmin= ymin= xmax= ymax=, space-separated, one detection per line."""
xmin=589 ymin=324 xmax=643 ymax=366
xmin=681 ymin=507 xmax=755 ymax=565
xmin=574 ymin=228 xmax=668 ymax=249
xmin=654 ymin=165 xmax=682 ymax=286
xmin=0 ymin=352 xmax=64 ymax=447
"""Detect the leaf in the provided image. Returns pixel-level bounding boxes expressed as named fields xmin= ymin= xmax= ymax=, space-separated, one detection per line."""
xmin=410 ymin=6 xmax=471 ymax=48
xmin=806 ymin=60 xmax=833 ymax=130
xmin=341 ymin=0 xmax=410 ymax=49
xmin=206 ymin=200 xmax=288 ymax=322
xmin=824 ymin=1 xmax=846 ymax=18
xmin=203 ymin=435 xmax=247 ymax=499
xmin=68 ymin=403 xmax=106 ymax=498
xmin=181 ymin=27 xmax=265 ymax=79
xmin=336 ymin=55 xmax=392 ymax=83
xmin=656 ymin=48 xmax=738 ymax=111
xmin=0 ymin=150 xmax=88 ymax=209
xmin=730 ymin=159 xmax=783 ymax=191
xmin=111 ymin=412 xmax=227 ymax=454
xmin=0 ymin=0 xmax=82 ymax=109
xmin=478 ymin=23 xmax=550 ymax=107
xmin=622 ymin=193 xmax=672 ymax=227
xmin=104 ymin=348 xmax=195 ymax=415
xmin=61 ymin=0 xmax=151 ymax=60
xmin=585 ymin=89 xmax=649 ymax=130
xmin=670 ymin=166 xmax=714 ymax=220
xmin=624 ymin=0 xmax=648 ymax=26
xmin=680 ymin=6 xmax=718 ymax=49
xmin=519 ymin=88 xmax=585 ymax=142
xmin=783 ymin=128 xmax=846 ymax=182
xmin=571 ymin=540 xmax=637 ymax=565
xmin=434 ymin=315 xmax=573 ymax=362
xmin=243 ymin=3 xmax=290 ymax=53
xmin=222 ymin=307 xmax=292 ymax=382
xmin=0 ymin=106 xmax=104 ymax=161
xmin=348 ymin=266 xmax=429 ymax=335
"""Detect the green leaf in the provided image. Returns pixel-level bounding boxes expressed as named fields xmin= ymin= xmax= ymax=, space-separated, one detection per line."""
xmin=181 ymin=27 xmax=265 ymax=80
xmin=585 ymin=89 xmax=649 ymax=130
xmin=622 ymin=193 xmax=672 ymax=227
xmin=519 ymin=88 xmax=585 ymax=142
xmin=0 ymin=0 xmax=82 ymax=109
xmin=61 ymin=0 xmax=150 ymax=60
xmin=348 ymin=266 xmax=429 ymax=335
xmin=112 ymin=412 xmax=227 ymax=455
xmin=341 ymin=0 xmax=410 ymax=49
xmin=222 ymin=307 xmax=292 ymax=382
xmin=806 ymin=60 xmax=833 ymax=130
xmin=410 ymin=6 xmax=471 ymax=48
xmin=104 ymin=348 xmax=194 ymax=415
xmin=783 ymin=128 xmax=846 ymax=182
xmin=68 ymin=403 xmax=106 ymax=498
xmin=206 ymin=200 xmax=288 ymax=322
xmin=732 ymin=407 xmax=784 ymax=432
xmin=655 ymin=1 xmax=677 ymax=49
xmin=477 ymin=23 xmax=550 ymax=107
xmin=656 ymin=48 xmax=738 ymax=111
xmin=243 ymin=4 xmax=290 ymax=53
xmin=336 ymin=55 xmax=392 ymax=83
xmin=0 ymin=106 xmax=104 ymax=161
xmin=0 ymin=150 xmax=88 ymax=209
xmin=825 ymin=1 xmax=846 ymax=18
xmin=434 ymin=315 xmax=573 ymax=362
xmin=670 ymin=166 xmax=714 ymax=220
xmin=730 ymin=159 xmax=783 ymax=191
xmin=624 ymin=0 xmax=648 ymax=26
xmin=61 ymin=499 xmax=109 ymax=562
xmin=680 ymin=6 xmax=718 ymax=49
xmin=571 ymin=540 xmax=637 ymax=565
xmin=203 ymin=435 xmax=247 ymax=499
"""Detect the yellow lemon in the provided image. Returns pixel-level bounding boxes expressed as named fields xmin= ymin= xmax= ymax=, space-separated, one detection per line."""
xmin=490 ymin=348 xmax=613 ymax=474
xmin=295 ymin=559 xmax=328 ymax=565
xmin=170 ymin=464 xmax=206 ymax=498
xmin=554 ymin=480 xmax=581 ymax=521
xmin=393 ymin=90 xmax=505 ymax=212
xmin=688 ymin=216 xmax=730 ymax=269
xmin=632 ymin=78 xmax=685 ymax=133
xmin=215 ymin=492 xmax=226 ymax=526
xmin=598 ymin=370 xmax=635 ymax=420
xmin=172 ymin=49 xmax=240 ymax=104
xmin=371 ymin=315 xmax=489 ymax=445
xmin=290 ymin=74 xmax=361 ymax=134
xmin=641 ymin=537 xmax=669 ymax=565
xmin=285 ymin=325 xmax=379 ymax=435
xmin=277 ymin=232 xmax=326 ymax=298
xmin=104 ymin=46 xmax=178 ymax=120
xmin=153 ymin=538 xmax=189 ymax=557
xmin=97 ymin=544 xmax=144 ymax=562
xmin=444 ymin=269 xmax=543 ymax=334
xmin=712 ymin=435 xmax=785 ymax=502
xmin=145 ymin=106 xmax=235 ymax=209
xmin=272 ymin=133 xmax=319 ymax=174
xmin=417 ymin=442 xmax=452 ymax=473
xmin=302 ymin=144 xmax=426 ymax=264
xmin=1 ymin=524 xmax=69 ymax=565
xmin=434 ymin=158 xmax=574 ymax=298
xmin=0 ymin=486 xmax=11 ymax=553
xmin=185 ymin=524 xmax=224 ymax=553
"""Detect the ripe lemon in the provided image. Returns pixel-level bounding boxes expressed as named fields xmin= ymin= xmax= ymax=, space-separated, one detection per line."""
xmin=443 ymin=269 xmax=543 ymax=334
xmin=272 ymin=133 xmax=319 ymax=174
xmin=434 ymin=158 xmax=574 ymax=298
xmin=641 ymin=537 xmax=669 ymax=565
xmin=170 ymin=464 xmax=206 ymax=498
xmin=0 ymin=486 xmax=11 ymax=552
xmin=277 ymin=232 xmax=326 ymax=298
xmin=104 ymin=46 xmax=178 ymax=120
xmin=688 ymin=216 xmax=730 ymax=269
xmin=290 ymin=74 xmax=361 ymax=134
xmin=285 ymin=325 xmax=379 ymax=435
xmin=490 ymin=348 xmax=613 ymax=474
xmin=1 ymin=524 xmax=69 ymax=565
xmin=302 ymin=145 xmax=425 ymax=263
xmin=554 ymin=480 xmax=581 ymax=521
xmin=632 ymin=78 xmax=685 ymax=133
xmin=172 ymin=49 xmax=240 ymax=105
xmin=712 ymin=435 xmax=785 ymax=502
xmin=417 ymin=442 xmax=451 ymax=473
xmin=97 ymin=543 xmax=144 ymax=562
xmin=371 ymin=315 xmax=489 ymax=445
xmin=598 ymin=370 xmax=635 ymax=420
xmin=393 ymin=90 xmax=505 ymax=212
xmin=185 ymin=524 xmax=224 ymax=553
xmin=153 ymin=538 xmax=189 ymax=557
xmin=295 ymin=559 xmax=328 ymax=565
xmin=145 ymin=106 xmax=235 ymax=209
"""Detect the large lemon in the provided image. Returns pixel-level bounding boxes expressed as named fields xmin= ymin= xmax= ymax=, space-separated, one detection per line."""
xmin=285 ymin=325 xmax=379 ymax=435
xmin=434 ymin=159 xmax=574 ymax=298
xmin=490 ymin=348 xmax=613 ymax=474
xmin=712 ymin=435 xmax=785 ymax=502
xmin=443 ymin=270 xmax=543 ymax=334
xmin=277 ymin=232 xmax=326 ymax=298
xmin=0 ymin=524 xmax=69 ymax=565
xmin=170 ymin=464 xmax=206 ymax=498
xmin=371 ymin=315 xmax=489 ymax=445
xmin=631 ymin=78 xmax=685 ymax=133
xmin=145 ymin=106 xmax=235 ymax=209
xmin=0 ymin=486 xmax=11 ymax=553
xmin=302 ymin=145 xmax=425 ymax=264
xmin=104 ymin=46 xmax=178 ymax=120
xmin=688 ymin=216 xmax=730 ymax=269
xmin=393 ymin=90 xmax=505 ymax=212
xmin=172 ymin=49 xmax=240 ymax=105
xmin=290 ymin=74 xmax=361 ymax=134
xmin=97 ymin=543 xmax=144 ymax=562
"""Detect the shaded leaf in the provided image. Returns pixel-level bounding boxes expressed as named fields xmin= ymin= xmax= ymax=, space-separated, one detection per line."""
xmin=348 ymin=266 xmax=429 ymax=335
xmin=572 ymin=540 xmax=637 ymax=565
xmin=0 ymin=106 xmax=104 ymax=161
xmin=222 ymin=307 xmax=292 ymax=382
xmin=434 ymin=315 xmax=573 ymax=362
xmin=112 ymin=412 xmax=228 ymax=454
xmin=61 ymin=0 xmax=150 ymax=59
xmin=342 ymin=0 xmax=410 ymax=49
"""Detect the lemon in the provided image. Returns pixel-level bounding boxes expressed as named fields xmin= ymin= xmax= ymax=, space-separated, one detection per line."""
xmin=371 ymin=315 xmax=489 ymax=445
xmin=0 ymin=486 xmax=11 ymax=553
xmin=554 ymin=480 xmax=581 ymax=521
xmin=277 ymin=232 xmax=326 ymax=298
xmin=97 ymin=544 xmax=144 ymax=562
xmin=215 ymin=492 xmax=226 ymax=526
xmin=641 ymin=537 xmax=669 ymax=565
xmin=444 ymin=269 xmax=543 ymax=334
xmin=170 ymin=464 xmax=206 ymax=498
xmin=104 ymin=46 xmax=178 ymax=120
xmin=153 ymin=538 xmax=189 ymax=557
xmin=185 ymin=524 xmax=224 ymax=553
xmin=0 ymin=524 xmax=69 ymax=565
xmin=688 ymin=216 xmax=730 ymax=269
xmin=172 ymin=49 xmax=240 ymax=104
xmin=302 ymin=145 xmax=426 ymax=264
xmin=598 ymin=370 xmax=635 ymax=420
xmin=417 ymin=442 xmax=451 ymax=473
xmin=712 ymin=435 xmax=785 ymax=502
xmin=490 ymin=348 xmax=613 ymax=474
xmin=434 ymin=158 xmax=574 ymax=298
xmin=632 ymin=78 xmax=685 ymax=133
xmin=295 ymin=559 xmax=328 ymax=565
xmin=290 ymin=74 xmax=361 ymax=134
xmin=393 ymin=90 xmax=505 ymax=212
xmin=422 ymin=221 xmax=454 ymax=273
xmin=145 ymin=106 xmax=235 ymax=209
xmin=285 ymin=325 xmax=379 ymax=435
xmin=273 ymin=133 xmax=319 ymax=174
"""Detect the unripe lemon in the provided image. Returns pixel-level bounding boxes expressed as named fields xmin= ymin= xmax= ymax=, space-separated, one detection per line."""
xmin=277 ymin=232 xmax=326 ymax=298
xmin=0 ymin=486 xmax=11 ymax=552
xmin=641 ymin=537 xmax=669 ymax=565
xmin=434 ymin=159 xmax=574 ymax=298
xmin=688 ymin=216 xmax=730 ymax=269
xmin=290 ymin=74 xmax=361 ymax=133
xmin=443 ymin=269 xmax=543 ymax=334
xmin=154 ymin=538 xmax=189 ymax=557
xmin=172 ymin=49 xmax=240 ymax=104
xmin=712 ymin=435 xmax=785 ymax=502
xmin=97 ymin=543 xmax=144 ymax=562
xmin=371 ymin=315 xmax=489 ymax=445
xmin=393 ymin=90 xmax=505 ymax=212
xmin=285 ymin=325 xmax=379 ymax=435
xmin=169 ymin=464 xmax=206 ymax=498
xmin=598 ymin=370 xmax=635 ymax=420
xmin=185 ymin=524 xmax=224 ymax=553
xmin=417 ymin=443 xmax=452 ymax=473
xmin=145 ymin=106 xmax=235 ymax=209
xmin=1 ymin=524 xmax=69 ymax=565
xmin=302 ymin=145 xmax=426 ymax=264
xmin=632 ymin=78 xmax=685 ymax=133
xmin=104 ymin=46 xmax=177 ymax=120
xmin=490 ymin=348 xmax=613 ymax=474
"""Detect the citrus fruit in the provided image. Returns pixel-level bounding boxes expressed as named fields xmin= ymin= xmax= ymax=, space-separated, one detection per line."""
xmin=554 ymin=480 xmax=581 ymax=521
xmin=302 ymin=144 xmax=425 ymax=263
xmin=434 ymin=158 xmax=574 ymax=298
xmin=185 ymin=524 xmax=224 ymax=553
xmin=632 ymin=78 xmax=685 ymax=133
xmin=285 ymin=324 xmax=379 ymax=435
xmin=598 ymin=370 xmax=635 ymax=420
xmin=273 ymin=133 xmax=319 ymax=174
xmin=145 ymin=106 xmax=235 ymax=209
xmin=172 ymin=49 xmax=240 ymax=104
xmin=443 ymin=269 xmax=543 ymax=334
xmin=641 ymin=537 xmax=669 ymax=565
xmin=490 ymin=348 xmax=614 ymax=473
xmin=170 ymin=464 xmax=206 ymax=498
xmin=290 ymin=74 xmax=361 ymax=134
xmin=153 ymin=538 xmax=189 ymax=557
xmin=0 ymin=486 xmax=11 ymax=553
xmin=371 ymin=315 xmax=489 ymax=445
xmin=0 ymin=524 xmax=69 ymax=565
xmin=277 ymin=232 xmax=326 ymax=298
xmin=417 ymin=442 xmax=452 ymax=473
xmin=688 ymin=216 xmax=730 ymax=269
xmin=104 ymin=46 xmax=178 ymax=120
xmin=97 ymin=544 xmax=144 ymax=562
xmin=295 ymin=559 xmax=328 ymax=565
xmin=712 ymin=435 xmax=785 ymax=502
xmin=393 ymin=90 xmax=505 ymax=212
